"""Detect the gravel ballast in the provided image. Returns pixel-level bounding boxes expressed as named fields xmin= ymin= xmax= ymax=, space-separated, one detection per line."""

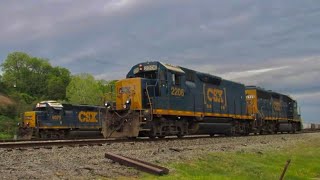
xmin=0 ymin=133 xmax=319 ymax=179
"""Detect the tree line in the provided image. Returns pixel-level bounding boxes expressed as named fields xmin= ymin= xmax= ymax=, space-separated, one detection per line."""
xmin=0 ymin=52 xmax=117 ymax=138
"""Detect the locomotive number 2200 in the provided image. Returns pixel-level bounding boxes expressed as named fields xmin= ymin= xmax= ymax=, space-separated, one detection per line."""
xmin=171 ymin=87 xmax=185 ymax=96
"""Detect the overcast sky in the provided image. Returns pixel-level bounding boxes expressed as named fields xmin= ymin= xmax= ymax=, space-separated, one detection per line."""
xmin=0 ymin=0 xmax=319 ymax=123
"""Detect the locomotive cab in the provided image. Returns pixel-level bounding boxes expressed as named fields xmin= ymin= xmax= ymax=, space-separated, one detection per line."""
xmin=114 ymin=62 xmax=184 ymax=111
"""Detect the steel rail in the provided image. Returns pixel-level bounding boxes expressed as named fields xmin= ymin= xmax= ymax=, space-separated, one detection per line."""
xmin=0 ymin=130 xmax=319 ymax=149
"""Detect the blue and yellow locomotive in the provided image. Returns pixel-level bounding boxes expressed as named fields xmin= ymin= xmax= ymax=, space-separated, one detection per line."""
xmin=103 ymin=61 xmax=300 ymax=138
xmin=245 ymin=86 xmax=301 ymax=133
xmin=18 ymin=101 xmax=105 ymax=139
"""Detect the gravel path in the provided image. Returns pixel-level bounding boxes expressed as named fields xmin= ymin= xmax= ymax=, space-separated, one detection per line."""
xmin=0 ymin=133 xmax=319 ymax=179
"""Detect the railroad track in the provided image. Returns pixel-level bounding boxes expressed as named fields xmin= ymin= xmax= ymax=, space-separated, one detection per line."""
xmin=0 ymin=130 xmax=319 ymax=150
xmin=0 ymin=138 xmax=116 ymax=149
xmin=0 ymin=136 xmax=105 ymax=143
xmin=0 ymin=136 xmax=210 ymax=150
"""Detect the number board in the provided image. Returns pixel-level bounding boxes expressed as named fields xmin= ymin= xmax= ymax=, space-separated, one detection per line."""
xmin=171 ymin=87 xmax=185 ymax=97
xmin=133 ymin=65 xmax=157 ymax=74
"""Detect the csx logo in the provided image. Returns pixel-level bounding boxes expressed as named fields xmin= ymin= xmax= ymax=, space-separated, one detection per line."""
xmin=207 ymin=88 xmax=224 ymax=103
xmin=206 ymin=88 xmax=226 ymax=110
xmin=78 ymin=111 xmax=98 ymax=123
xmin=24 ymin=116 xmax=33 ymax=120
xmin=273 ymin=101 xmax=281 ymax=112
xmin=119 ymin=87 xmax=131 ymax=94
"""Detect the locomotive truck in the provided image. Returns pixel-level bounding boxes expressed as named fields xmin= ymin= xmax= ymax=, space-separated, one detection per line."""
xmin=102 ymin=61 xmax=302 ymax=138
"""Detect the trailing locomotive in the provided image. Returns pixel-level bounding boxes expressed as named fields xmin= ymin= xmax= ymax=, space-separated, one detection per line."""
xmin=246 ymin=86 xmax=301 ymax=133
xmin=18 ymin=101 xmax=105 ymax=139
xmin=102 ymin=61 xmax=302 ymax=138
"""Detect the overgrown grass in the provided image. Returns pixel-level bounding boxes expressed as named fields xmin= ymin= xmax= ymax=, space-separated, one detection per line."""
xmin=0 ymin=133 xmax=12 ymax=140
xmin=0 ymin=115 xmax=19 ymax=140
xmin=143 ymin=138 xmax=320 ymax=180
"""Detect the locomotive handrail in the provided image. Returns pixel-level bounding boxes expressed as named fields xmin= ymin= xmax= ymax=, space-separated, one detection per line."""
xmin=145 ymin=80 xmax=159 ymax=121
xmin=257 ymin=108 xmax=265 ymax=120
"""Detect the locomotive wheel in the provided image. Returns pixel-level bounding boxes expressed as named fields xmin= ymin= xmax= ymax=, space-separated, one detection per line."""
xmin=157 ymin=136 xmax=165 ymax=139
xmin=259 ymin=130 xmax=264 ymax=135
xmin=39 ymin=130 xmax=48 ymax=139
xmin=291 ymin=124 xmax=297 ymax=133
xmin=226 ymin=126 xmax=236 ymax=136
xmin=177 ymin=134 xmax=184 ymax=138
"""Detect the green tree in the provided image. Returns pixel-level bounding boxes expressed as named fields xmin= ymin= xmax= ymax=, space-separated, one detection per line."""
xmin=66 ymin=73 xmax=103 ymax=105
xmin=25 ymin=56 xmax=52 ymax=97
xmin=0 ymin=75 xmax=6 ymax=93
xmin=1 ymin=52 xmax=71 ymax=101
xmin=1 ymin=52 xmax=31 ymax=92
xmin=1 ymin=52 xmax=52 ymax=98
xmin=98 ymin=80 xmax=117 ymax=102
xmin=47 ymin=67 xmax=71 ymax=100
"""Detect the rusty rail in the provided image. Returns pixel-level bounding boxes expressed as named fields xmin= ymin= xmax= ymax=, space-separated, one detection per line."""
xmin=105 ymin=152 xmax=169 ymax=175
xmin=279 ymin=159 xmax=291 ymax=180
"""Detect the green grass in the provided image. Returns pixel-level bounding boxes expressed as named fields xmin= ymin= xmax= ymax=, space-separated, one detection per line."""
xmin=143 ymin=139 xmax=320 ymax=180
xmin=0 ymin=133 xmax=12 ymax=139
xmin=0 ymin=115 xmax=18 ymax=140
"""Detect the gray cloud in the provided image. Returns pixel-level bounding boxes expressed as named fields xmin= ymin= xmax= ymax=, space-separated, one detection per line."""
xmin=0 ymin=0 xmax=319 ymax=122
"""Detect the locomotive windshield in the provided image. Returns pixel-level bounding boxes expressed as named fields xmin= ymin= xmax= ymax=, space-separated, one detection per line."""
xmin=34 ymin=101 xmax=63 ymax=113
xmin=134 ymin=71 xmax=157 ymax=79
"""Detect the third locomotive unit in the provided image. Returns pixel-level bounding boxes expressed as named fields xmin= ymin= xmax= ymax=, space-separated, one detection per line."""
xmin=102 ymin=61 xmax=301 ymax=139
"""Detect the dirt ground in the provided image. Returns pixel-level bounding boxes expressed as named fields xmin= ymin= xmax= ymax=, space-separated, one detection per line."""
xmin=0 ymin=132 xmax=319 ymax=180
xmin=0 ymin=94 xmax=14 ymax=107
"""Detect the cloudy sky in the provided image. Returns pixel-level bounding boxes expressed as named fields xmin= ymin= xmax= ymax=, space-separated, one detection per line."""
xmin=0 ymin=0 xmax=319 ymax=122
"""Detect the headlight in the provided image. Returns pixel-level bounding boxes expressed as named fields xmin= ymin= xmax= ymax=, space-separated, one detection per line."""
xmin=124 ymin=99 xmax=131 ymax=109
xmin=143 ymin=110 xmax=150 ymax=117
xmin=17 ymin=123 xmax=20 ymax=126
xmin=105 ymin=102 xmax=111 ymax=108
xmin=126 ymin=99 xmax=131 ymax=105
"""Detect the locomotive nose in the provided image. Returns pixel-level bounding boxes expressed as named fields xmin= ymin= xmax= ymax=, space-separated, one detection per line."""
xmin=116 ymin=78 xmax=142 ymax=111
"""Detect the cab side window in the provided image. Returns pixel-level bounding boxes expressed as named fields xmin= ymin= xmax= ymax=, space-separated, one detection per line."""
xmin=160 ymin=71 xmax=166 ymax=81
xmin=172 ymin=73 xmax=181 ymax=85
